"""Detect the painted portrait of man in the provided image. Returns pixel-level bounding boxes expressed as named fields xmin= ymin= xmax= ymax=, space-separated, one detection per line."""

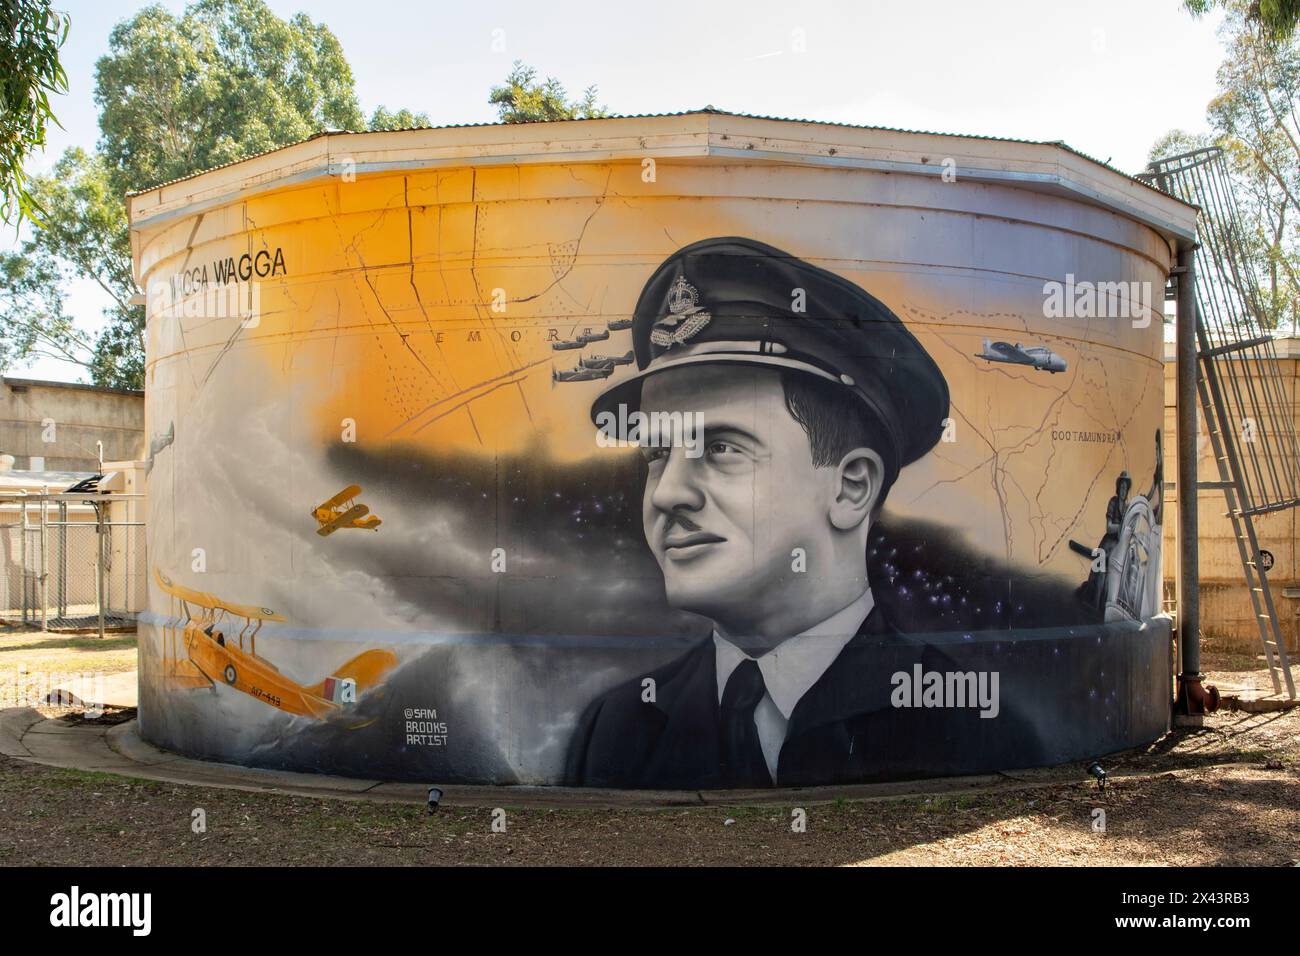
xmin=565 ymin=237 xmax=1046 ymax=789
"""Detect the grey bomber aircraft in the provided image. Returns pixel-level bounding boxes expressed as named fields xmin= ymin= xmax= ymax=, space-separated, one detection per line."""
xmin=975 ymin=338 xmax=1067 ymax=374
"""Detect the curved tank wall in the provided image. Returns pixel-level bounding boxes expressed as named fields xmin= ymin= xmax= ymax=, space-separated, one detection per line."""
xmin=130 ymin=119 xmax=1188 ymax=788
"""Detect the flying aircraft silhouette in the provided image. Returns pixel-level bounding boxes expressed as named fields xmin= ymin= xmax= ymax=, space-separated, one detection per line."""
xmin=312 ymin=485 xmax=382 ymax=535
xmin=975 ymin=338 xmax=1067 ymax=373
xmin=553 ymin=365 xmax=614 ymax=383
xmin=580 ymin=350 xmax=634 ymax=370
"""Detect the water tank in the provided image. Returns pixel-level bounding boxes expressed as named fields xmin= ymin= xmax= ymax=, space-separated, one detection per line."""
xmin=127 ymin=112 xmax=1198 ymax=788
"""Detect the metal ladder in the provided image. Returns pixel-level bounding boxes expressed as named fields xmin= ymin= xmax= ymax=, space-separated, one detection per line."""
xmin=1194 ymin=303 xmax=1296 ymax=698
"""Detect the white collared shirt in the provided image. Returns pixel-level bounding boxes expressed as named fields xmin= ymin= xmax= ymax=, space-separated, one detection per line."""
xmin=713 ymin=589 xmax=873 ymax=785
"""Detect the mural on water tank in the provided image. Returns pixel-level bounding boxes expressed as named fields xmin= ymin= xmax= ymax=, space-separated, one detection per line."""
xmin=135 ymin=159 xmax=1169 ymax=788
xmin=560 ymin=236 xmax=1165 ymax=788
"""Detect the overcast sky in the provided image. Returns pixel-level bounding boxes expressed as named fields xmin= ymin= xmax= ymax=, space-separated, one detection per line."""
xmin=10 ymin=0 xmax=1227 ymax=381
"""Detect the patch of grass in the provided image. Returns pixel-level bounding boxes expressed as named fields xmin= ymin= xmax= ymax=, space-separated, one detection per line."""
xmin=0 ymin=635 xmax=137 ymax=654
xmin=52 ymin=767 xmax=163 ymax=790
xmin=0 ymin=630 xmax=137 ymax=709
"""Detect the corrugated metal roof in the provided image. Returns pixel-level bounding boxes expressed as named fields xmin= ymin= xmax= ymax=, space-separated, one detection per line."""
xmin=124 ymin=107 xmax=1166 ymax=198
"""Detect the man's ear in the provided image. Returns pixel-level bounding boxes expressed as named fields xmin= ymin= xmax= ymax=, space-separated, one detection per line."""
xmin=828 ymin=447 xmax=885 ymax=531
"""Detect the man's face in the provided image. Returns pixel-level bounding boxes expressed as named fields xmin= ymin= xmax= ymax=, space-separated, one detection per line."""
xmin=638 ymin=365 xmax=838 ymax=632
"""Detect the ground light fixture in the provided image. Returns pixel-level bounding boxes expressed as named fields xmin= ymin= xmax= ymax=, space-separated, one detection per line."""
xmin=1087 ymin=762 xmax=1108 ymax=790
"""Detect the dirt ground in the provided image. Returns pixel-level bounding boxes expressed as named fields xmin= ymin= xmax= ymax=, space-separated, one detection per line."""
xmin=0 ymin=630 xmax=1297 ymax=866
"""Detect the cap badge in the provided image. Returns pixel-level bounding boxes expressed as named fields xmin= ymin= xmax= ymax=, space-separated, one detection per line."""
xmin=650 ymin=276 xmax=711 ymax=348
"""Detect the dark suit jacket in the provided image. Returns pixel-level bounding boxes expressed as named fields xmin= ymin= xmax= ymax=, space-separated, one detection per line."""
xmin=564 ymin=606 xmax=1047 ymax=789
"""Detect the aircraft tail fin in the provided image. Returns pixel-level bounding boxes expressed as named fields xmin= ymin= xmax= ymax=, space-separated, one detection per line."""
xmin=306 ymin=649 xmax=398 ymax=701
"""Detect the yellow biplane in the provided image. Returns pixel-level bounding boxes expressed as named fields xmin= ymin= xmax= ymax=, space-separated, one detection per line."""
xmin=154 ymin=568 xmax=397 ymax=721
xmin=312 ymin=484 xmax=382 ymax=536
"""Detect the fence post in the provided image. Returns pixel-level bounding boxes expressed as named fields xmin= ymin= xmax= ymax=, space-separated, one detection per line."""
xmin=58 ymin=501 xmax=67 ymax=619
xmin=20 ymin=496 xmax=28 ymax=625
xmin=39 ymin=488 xmax=48 ymax=633
xmin=96 ymin=499 xmax=106 ymax=641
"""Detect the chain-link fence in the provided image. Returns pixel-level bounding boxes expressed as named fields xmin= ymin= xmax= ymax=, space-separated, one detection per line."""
xmin=0 ymin=494 xmax=145 ymax=634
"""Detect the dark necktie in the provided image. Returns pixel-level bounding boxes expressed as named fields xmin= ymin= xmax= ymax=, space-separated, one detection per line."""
xmin=719 ymin=658 xmax=772 ymax=787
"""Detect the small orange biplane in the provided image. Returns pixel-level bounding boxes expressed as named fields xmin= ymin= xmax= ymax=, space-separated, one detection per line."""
xmin=312 ymin=485 xmax=382 ymax=536
xmin=154 ymin=568 xmax=396 ymax=722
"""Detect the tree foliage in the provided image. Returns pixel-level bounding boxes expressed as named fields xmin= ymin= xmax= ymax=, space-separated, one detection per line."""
xmin=488 ymin=61 xmax=607 ymax=124
xmin=1158 ymin=2 xmax=1300 ymax=329
xmin=2 ymin=10 xmax=612 ymax=389
xmin=1186 ymin=0 xmax=1300 ymax=39
xmin=0 ymin=0 xmax=69 ymax=226
xmin=1 ymin=0 xmax=424 ymax=389
xmin=95 ymin=0 xmax=368 ymax=197
xmin=0 ymin=149 xmax=139 ymax=384
xmin=368 ymin=106 xmax=431 ymax=131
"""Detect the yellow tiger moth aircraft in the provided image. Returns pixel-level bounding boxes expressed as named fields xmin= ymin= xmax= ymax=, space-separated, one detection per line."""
xmin=154 ymin=568 xmax=397 ymax=722
xmin=312 ymin=485 xmax=382 ymax=536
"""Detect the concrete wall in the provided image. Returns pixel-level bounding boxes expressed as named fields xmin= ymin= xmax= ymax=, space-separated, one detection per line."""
xmin=1162 ymin=338 xmax=1300 ymax=654
xmin=0 ymin=377 xmax=145 ymax=473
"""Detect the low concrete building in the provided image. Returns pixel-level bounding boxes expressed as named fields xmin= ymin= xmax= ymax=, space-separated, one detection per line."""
xmin=0 ymin=377 xmax=145 ymax=472
xmin=1162 ymin=337 xmax=1300 ymax=654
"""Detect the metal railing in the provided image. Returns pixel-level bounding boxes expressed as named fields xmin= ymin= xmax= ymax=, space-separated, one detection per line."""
xmin=1142 ymin=147 xmax=1300 ymax=516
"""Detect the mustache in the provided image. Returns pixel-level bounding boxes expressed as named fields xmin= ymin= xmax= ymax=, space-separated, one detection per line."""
xmin=662 ymin=510 xmax=703 ymax=534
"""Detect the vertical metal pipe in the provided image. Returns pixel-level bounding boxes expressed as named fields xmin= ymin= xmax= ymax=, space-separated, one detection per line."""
xmin=1176 ymin=243 xmax=1201 ymax=680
